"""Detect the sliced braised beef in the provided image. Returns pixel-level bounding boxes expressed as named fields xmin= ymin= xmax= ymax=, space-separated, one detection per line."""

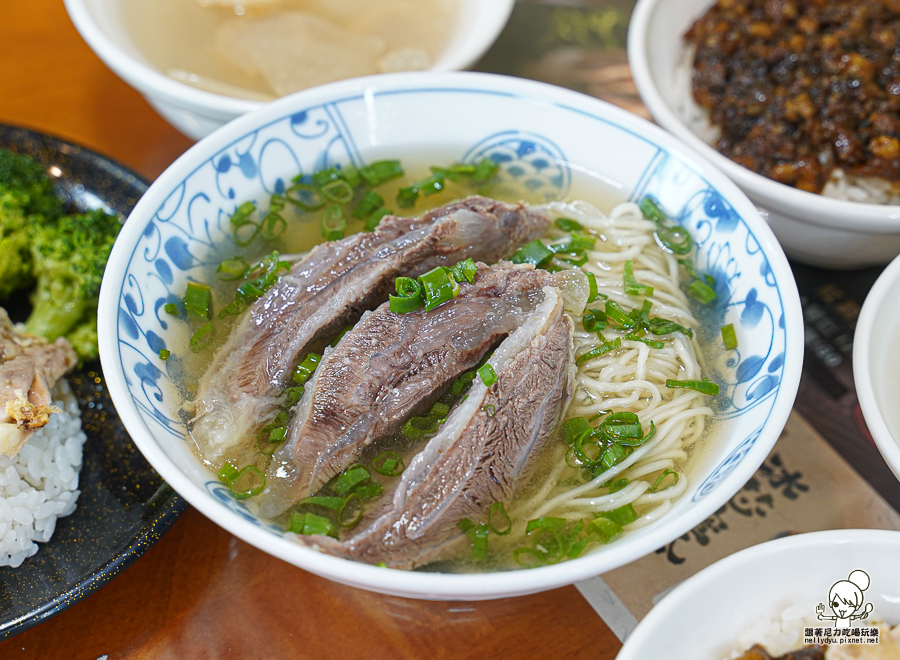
xmin=0 ymin=308 xmax=77 ymax=458
xmin=295 ymin=286 xmax=575 ymax=569
xmin=189 ymin=197 xmax=552 ymax=460
xmin=258 ymin=263 xmax=556 ymax=516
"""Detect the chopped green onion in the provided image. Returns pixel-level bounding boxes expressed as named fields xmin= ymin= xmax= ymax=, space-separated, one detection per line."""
xmin=650 ymin=469 xmax=679 ymax=493
xmin=587 ymin=516 xmax=622 ymax=543
xmin=586 ymin=271 xmax=599 ymax=304
xmin=553 ymin=252 xmax=588 ymax=267
xmin=597 ymin=443 xmax=629 ymax=471
xmin=285 ymin=182 xmax=325 ymax=212
xmin=419 ymin=266 xmax=459 ymax=311
xmin=625 ymin=330 xmax=665 ymax=349
xmin=582 ymin=308 xmax=607 ymax=333
xmin=666 ymin=377 xmax=719 ymax=395
xmin=525 ymin=517 xmax=567 ymax=534
xmin=549 ymin=232 xmax=596 ymax=254
xmin=598 ymin=503 xmax=638 ymax=526
xmin=353 ymin=190 xmax=385 ymax=219
xmin=554 ymin=217 xmax=583 ymax=232
xmin=338 ymin=494 xmax=364 ymax=527
xmin=359 ymin=160 xmax=404 ymax=186
xmin=164 ymin=302 xmax=180 ymax=316
xmin=604 ymin=300 xmax=635 ymax=329
xmin=477 ymin=363 xmax=498 ymax=387
xmin=321 ymin=204 xmax=346 ymax=241
xmin=300 ymin=496 xmax=346 ymax=511
xmin=321 ymin=179 xmax=354 ymax=204
xmin=372 ymin=451 xmax=405 ymax=477
xmin=158 ymin=349 xmax=171 ymax=361
xmin=228 ymin=465 xmax=266 ymax=500
xmin=290 ymin=512 xmax=336 ymax=537
xmin=402 ymin=415 xmax=440 ymax=439
xmin=312 ymin=168 xmax=340 ymax=187
xmin=561 ymin=417 xmax=592 ymax=445
xmin=389 ymin=277 xmax=423 ymax=314
xmin=606 ymin=478 xmax=629 ymax=493
xmin=624 ymin=260 xmax=654 ymax=297
xmin=472 ymin=158 xmax=499 ymax=182
xmin=217 ymin=257 xmax=250 ymax=281
xmin=189 ymin=323 xmax=215 ymax=353
xmin=510 ymin=240 xmax=554 ymax=268
xmin=332 ymin=465 xmax=371 ymax=495
xmin=656 ymin=224 xmax=693 ymax=255
xmin=638 ymin=196 xmax=667 ymax=223
xmin=292 ymin=352 xmax=322 ymax=385
xmin=573 ymin=431 xmax=602 ymax=465
xmin=396 ymin=185 xmax=419 ymax=209
xmin=414 ymin=173 xmax=444 ymax=196
xmin=457 ymin=519 xmax=490 ymax=560
xmin=364 ymin=207 xmax=391 ymax=232
xmin=218 ymin=462 xmax=240 ymax=484
xmin=575 ymin=337 xmax=622 ymax=366
xmin=513 ymin=547 xmax=543 ymax=567
xmin=598 ymin=412 xmax=642 ymax=443
xmin=353 ymin=482 xmax=382 ymax=499
xmin=230 ymin=201 xmax=260 ymax=246
xmin=687 ymin=279 xmax=717 ymax=304
xmin=259 ymin=209 xmax=287 ymax=241
xmin=284 ymin=386 xmax=305 ymax=407
xmin=450 ymin=258 xmax=478 ymax=284
xmin=488 ymin=502 xmax=512 ymax=535
xmin=339 ymin=163 xmax=361 ymax=189
xmin=648 ymin=317 xmax=694 ymax=338
xmin=184 ymin=282 xmax=212 ymax=319
xmin=483 ymin=404 xmax=496 ymax=417
xmin=721 ymin=323 xmax=738 ymax=350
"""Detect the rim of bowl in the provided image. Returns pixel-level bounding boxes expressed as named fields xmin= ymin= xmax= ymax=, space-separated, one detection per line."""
xmin=853 ymin=256 xmax=900 ymax=483
xmin=63 ymin=0 xmax=515 ymax=118
xmin=97 ymin=70 xmax=805 ymax=599
xmin=627 ymin=0 xmax=900 ymax=234
xmin=617 ymin=528 xmax=900 ymax=658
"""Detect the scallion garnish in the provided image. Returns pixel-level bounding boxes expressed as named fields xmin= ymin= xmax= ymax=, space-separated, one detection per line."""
xmin=299 ymin=495 xmax=345 ymax=511
xmin=359 ymin=160 xmax=404 ymax=187
xmin=575 ymin=337 xmax=622 ymax=366
xmin=159 ymin=348 xmax=170 ymax=361
xmin=721 ymin=323 xmax=738 ymax=349
xmin=450 ymin=257 xmax=478 ymax=284
xmin=638 ymin=196 xmax=666 ymax=223
xmin=164 ymin=302 xmax=179 ymax=316
xmin=216 ymin=256 xmax=250 ymax=281
xmin=477 ymin=363 xmax=498 ymax=387
xmin=402 ymin=415 xmax=440 ymax=439
xmin=419 ymin=266 xmax=459 ymax=311
xmin=582 ymin=309 xmax=607 ymax=333
xmin=472 ymin=158 xmax=499 ymax=182
xmin=457 ymin=519 xmax=490 ymax=560
xmin=649 ymin=469 xmax=679 ymax=493
xmin=624 ymin=260 xmax=654 ymax=297
xmin=666 ymin=376 xmax=719 ymax=395
xmin=227 ymin=465 xmax=266 ymax=500
xmin=624 ymin=330 xmax=665 ymax=349
xmin=554 ymin=217 xmax=583 ymax=232
xmin=606 ymin=478 xmax=629 ymax=493
xmin=332 ymin=464 xmax=371 ymax=495
xmin=510 ymin=240 xmax=554 ymax=268
xmin=389 ymin=277 xmax=423 ymax=314
xmin=586 ymin=271 xmax=599 ymax=304
xmin=320 ymin=204 xmax=346 ymax=241
xmin=656 ymin=224 xmax=693 ymax=255
xmin=230 ymin=201 xmax=260 ymax=246
xmin=289 ymin=512 xmax=336 ymax=537
xmin=483 ymin=404 xmax=496 ymax=417
xmin=189 ymin=322 xmax=215 ymax=353
xmin=488 ymin=502 xmax=512 ymax=535
xmin=321 ymin=179 xmax=354 ymax=204
xmin=648 ymin=317 xmax=694 ymax=338
xmin=372 ymin=451 xmax=405 ymax=477
xmin=184 ymin=281 xmax=212 ymax=319
xmin=292 ymin=352 xmax=322 ymax=385
xmin=598 ymin=503 xmax=638 ymax=527
xmin=396 ymin=185 xmax=419 ymax=208
xmin=687 ymin=279 xmax=717 ymax=304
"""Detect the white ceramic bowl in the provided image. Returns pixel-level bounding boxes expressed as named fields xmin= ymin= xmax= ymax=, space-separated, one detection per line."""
xmin=63 ymin=0 xmax=515 ymax=140
xmin=627 ymin=0 xmax=900 ymax=269
xmin=617 ymin=529 xmax=900 ymax=659
xmin=853 ymin=257 xmax=900 ymax=483
xmin=97 ymin=71 xmax=804 ymax=600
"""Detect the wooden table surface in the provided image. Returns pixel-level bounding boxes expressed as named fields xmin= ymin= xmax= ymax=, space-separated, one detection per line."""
xmin=0 ymin=1 xmax=622 ymax=657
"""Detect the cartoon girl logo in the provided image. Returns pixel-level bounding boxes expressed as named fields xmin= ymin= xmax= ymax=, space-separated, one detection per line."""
xmin=816 ymin=570 xmax=874 ymax=628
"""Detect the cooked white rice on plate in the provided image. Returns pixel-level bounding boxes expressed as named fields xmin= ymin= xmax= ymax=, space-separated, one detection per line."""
xmin=0 ymin=381 xmax=85 ymax=568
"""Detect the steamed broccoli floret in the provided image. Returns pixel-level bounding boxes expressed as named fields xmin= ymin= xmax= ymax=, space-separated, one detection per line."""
xmin=24 ymin=208 xmax=121 ymax=361
xmin=0 ymin=149 xmax=64 ymax=220
xmin=0 ymin=190 xmax=35 ymax=298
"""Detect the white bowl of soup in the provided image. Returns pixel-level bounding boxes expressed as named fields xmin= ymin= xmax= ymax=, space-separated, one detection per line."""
xmin=97 ymin=71 xmax=803 ymax=599
xmin=63 ymin=0 xmax=515 ymax=140
xmin=628 ymin=0 xmax=900 ymax=269
xmin=854 ymin=256 xmax=900 ymax=484
xmin=617 ymin=529 xmax=900 ymax=660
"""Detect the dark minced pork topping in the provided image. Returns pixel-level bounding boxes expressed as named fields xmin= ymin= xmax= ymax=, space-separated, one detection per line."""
xmin=685 ymin=0 xmax=900 ymax=193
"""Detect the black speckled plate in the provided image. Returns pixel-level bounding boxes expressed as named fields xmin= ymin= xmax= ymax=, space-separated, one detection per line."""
xmin=0 ymin=124 xmax=188 ymax=638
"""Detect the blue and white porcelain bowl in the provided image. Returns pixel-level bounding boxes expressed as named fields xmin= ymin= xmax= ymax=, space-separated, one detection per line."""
xmin=97 ymin=72 xmax=803 ymax=600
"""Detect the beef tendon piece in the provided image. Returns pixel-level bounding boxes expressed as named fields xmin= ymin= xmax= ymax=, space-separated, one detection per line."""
xmin=292 ymin=286 xmax=575 ymax=569
xmin=189 ymin=197 xmax=551 ymax=462
xmin=259 ymin=263 xmax=556 ymax=516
